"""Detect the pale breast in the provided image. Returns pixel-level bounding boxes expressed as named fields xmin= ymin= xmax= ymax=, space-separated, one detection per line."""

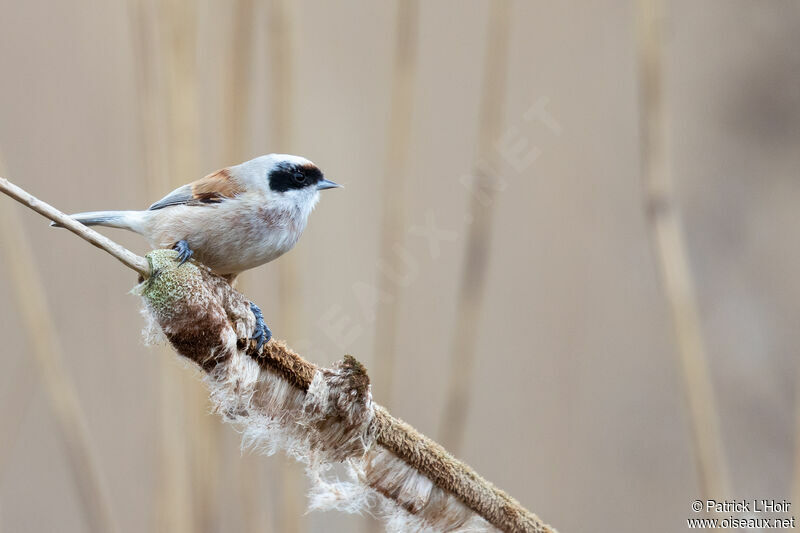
xmin=252 ymin=204 xmax=306 ymax=258
xmin=142 ymin=200 xmax=307 ymax=275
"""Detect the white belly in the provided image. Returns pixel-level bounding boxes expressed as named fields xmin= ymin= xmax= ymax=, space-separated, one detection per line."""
xmin=142 ymin=198 xmax=306 ymax=275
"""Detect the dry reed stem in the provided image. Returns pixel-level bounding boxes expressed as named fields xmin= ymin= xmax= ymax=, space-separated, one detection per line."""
xmin=129 ymin=1 xmax=213 ymax=530
xmin=0 ymin=181 xmax=120 ymax=533
xmin=226 ymin=0 xmax=255 ymax=163
xmin=128 ymin=3 xmax=196 ymax=530
xmin=371 ymin=0 xmax=419 ymax=408
xmin=0 ymin=158 xmax=37 ymax=487
xmin=439 ymin=0 xmax=511 ymax=454
xmin=162 ymin=3 xmax=225 ymax=531
xmin=268 ymin=3 xmax=301 ymax=358
xmin=224 ymin=2 xmax=273 ymax=531
xmin=635 ymin=0 xmax=731 ymax=499
xmin=0 ymin=179 xmax=148 ymax=277
xmin=368 ymin=5 xmax=419 ymax=530
xmin=0 ymin=178 xmax=149 ymax=276
xmin=0 ymin=346 xmax=35 ymax=480
xmin=266 ymin=0 xmax=301 ymax=344
xmin=138 ymin=249 xmax=555 ymax=533
xmin=265 ymin=1 xmax=306 ymax=530
xmin=129 ymin=4 xmax=198 ymax=526
xmin=0 ymin=172 xmax=37 ymax=479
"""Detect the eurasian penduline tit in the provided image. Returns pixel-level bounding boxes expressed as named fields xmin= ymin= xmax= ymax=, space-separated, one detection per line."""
xmin=53 ymin=153 xmax=341 ymax=349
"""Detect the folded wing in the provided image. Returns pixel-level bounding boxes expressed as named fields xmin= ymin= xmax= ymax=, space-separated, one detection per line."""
xmin=149 ymin=168 xmax=244 ymax=211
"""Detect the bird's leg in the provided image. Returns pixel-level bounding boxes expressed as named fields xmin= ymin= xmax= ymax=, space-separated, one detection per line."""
xmin=172 ymin=239 xmax=194 ymax=265
xmin=249 ymin=302 xmax=272 ymax=352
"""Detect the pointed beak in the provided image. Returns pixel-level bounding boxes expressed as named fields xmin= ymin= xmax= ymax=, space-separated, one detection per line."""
xmin=317 ymin=179 xmax=342 ymax=191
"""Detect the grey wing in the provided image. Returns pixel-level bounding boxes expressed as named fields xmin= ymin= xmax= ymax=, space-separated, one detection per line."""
xmin=148 ymin=184 xmax=194 ymax=211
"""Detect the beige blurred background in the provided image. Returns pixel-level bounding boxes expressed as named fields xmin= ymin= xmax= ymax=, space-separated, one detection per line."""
xmin=0 ymin=1 xmax=799 ymax=532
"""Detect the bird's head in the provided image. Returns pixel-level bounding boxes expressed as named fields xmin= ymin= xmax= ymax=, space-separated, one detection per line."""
xmin=233 ymin=154 xmax=340 ymax=212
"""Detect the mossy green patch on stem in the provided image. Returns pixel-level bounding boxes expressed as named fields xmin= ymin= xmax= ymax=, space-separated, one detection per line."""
xmin=135 ymin=249 xmax=205 ymax=314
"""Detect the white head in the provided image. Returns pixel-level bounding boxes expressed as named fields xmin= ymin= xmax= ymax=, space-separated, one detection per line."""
xmin=232 ymin=154 xmax=340 ymax=214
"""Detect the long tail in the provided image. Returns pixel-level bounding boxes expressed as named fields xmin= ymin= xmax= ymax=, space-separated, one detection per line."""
xmin=50 ymin=210 xmax=147 ymax=233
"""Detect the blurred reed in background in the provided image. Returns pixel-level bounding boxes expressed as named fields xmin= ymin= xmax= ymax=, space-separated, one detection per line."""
xmin=0 ymin=1 xmax=799 ymax=532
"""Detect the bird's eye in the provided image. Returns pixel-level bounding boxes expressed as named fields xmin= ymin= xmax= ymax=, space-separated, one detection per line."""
xmin=292 ymin=171 xmax=305 ymax=184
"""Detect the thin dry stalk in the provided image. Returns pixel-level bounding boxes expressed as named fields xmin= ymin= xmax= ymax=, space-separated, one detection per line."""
xmin=0 ymin=161 xmax=46 ymax=480
xmin=0 ymin=342 xmax=35 ymax=480
xmin=162 ymin=3 xmax=225 ymax=531
xmin=266 ymin=0 xmax=293 ymax=154
xmin=439 ymin=0 xmax=511 ymax=454
xmin=129 ymin=2 xmax=195 ymax=531
xmin=130 ymin=1 xmax=215 ymax=530
xmin=223 ymin=2 xmax=271 ymax=531
xmin=225 ymin=0 xmax=255 ymax=163
xmin=635 ymin=0 xmax=731 ymax=498
xmin=0 ymin=188 xmax=120 ymax=533
xmin=371 ymin=0 xmax=419 ymax=408
xmin=266 ymin=0 xmax=300 ymax=343
xmin=130 ymin=6 xmax=195 ymax=531
xmin=0 ymin=179 xmax=149 ymax=276
xmin=0 ymin=178 xmax=149 ymax=276
xmin=266 ymin=1 xmax=305 ymax=530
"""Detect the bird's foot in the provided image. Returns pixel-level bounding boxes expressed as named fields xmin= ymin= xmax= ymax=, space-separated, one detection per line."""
xmin=249 ymin=302 xmax=272 ymax=353
xmin=172 ymin=239 xmax=194 ymax=266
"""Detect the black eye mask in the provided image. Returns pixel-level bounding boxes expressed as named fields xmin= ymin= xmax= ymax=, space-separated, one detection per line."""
xmin=268 ymin=162 xmax=324 ymax=192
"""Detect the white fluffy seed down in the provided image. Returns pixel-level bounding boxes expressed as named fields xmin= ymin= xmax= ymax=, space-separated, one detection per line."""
xmin=211 ymin=358 xmax=494 ymax=532
xmin=136 ymin=252 xmax=498 ymax=532
xmin=143 ymin=325 xmax=495 ymax=531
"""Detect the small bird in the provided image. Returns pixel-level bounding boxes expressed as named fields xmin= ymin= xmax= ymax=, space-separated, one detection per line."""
xmin=53 ymin=153 xmax=341 ymax=349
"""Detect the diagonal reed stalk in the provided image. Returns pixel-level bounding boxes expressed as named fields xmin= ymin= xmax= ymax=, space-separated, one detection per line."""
xmin=0 ymin=163 xmax=120 ymax=533
xmin=635 ymin=0 xmax=731 ymax=499
xmin=371 ymin=0 xmax=419 ymax=409
xmin=439 ymin=0 xmax=511 ymax=455
xmin=0 ymin=327 xmax=36 ymax=482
